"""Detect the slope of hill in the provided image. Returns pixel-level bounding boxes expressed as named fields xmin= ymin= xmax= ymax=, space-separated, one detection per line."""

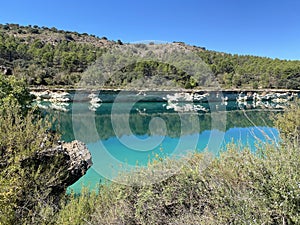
xmin=0 ymin=23 xmax=116 ymax=85
xmin=0 ymin=23 xmax=299 ymax=89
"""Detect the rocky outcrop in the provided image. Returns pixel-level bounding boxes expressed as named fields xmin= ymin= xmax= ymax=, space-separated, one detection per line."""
xmin=21 ymin=140 xmax=92 ymax=197
xmin=60 ymin=140 xmax=93 ymax=185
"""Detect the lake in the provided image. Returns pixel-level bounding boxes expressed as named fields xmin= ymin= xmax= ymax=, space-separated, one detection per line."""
xmin=38 ymin=91 xmax=288 ymax=192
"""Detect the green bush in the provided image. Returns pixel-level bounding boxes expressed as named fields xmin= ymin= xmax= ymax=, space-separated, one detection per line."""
xmin=275 ymin=100 xmax=300 ymax=146
xmin=0 ymin=76 xmax=64 ymax=224
xmin=0 ymin=101 xmax=63 ymax=224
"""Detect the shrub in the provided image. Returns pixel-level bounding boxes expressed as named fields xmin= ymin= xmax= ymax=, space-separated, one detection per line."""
xmin=275 ymin=100 xmax=300 ymax=145
xmin=0 ymin=101 xmax=61 ymax=224
xmin=52 ymin=141 xmax=299 ymax=224
xmin=0 ymin=76 xmax=63 ymax=224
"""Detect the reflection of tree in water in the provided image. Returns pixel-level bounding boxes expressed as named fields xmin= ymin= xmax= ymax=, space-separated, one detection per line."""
xmin=55 ymin=108 xmax=276 ymax=143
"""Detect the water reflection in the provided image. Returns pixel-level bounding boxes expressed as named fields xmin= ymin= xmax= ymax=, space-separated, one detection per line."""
xmin=44 ymin=101 xmax=280 ymax=143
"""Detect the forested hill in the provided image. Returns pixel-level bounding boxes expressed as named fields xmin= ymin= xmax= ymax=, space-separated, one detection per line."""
xmin=0 ymin=23 xmax=118 ymax=85
xmin=0 ymin=23 xmax=299 ymax=89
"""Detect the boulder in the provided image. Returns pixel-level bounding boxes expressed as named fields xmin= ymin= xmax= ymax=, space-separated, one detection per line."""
xmin=21 ymin=140 xmax=93 ymax=198
xmin=61 ymin=140 xmax=93 ymax=185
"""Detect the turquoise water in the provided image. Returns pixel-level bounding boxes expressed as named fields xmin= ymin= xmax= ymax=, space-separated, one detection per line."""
xmin=46 ymin=100 xmax=281 ymax=193
xmin=70 ymin=127 xmax=278 ymax=193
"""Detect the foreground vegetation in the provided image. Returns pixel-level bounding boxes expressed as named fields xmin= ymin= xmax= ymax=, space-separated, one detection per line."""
xmin=0 ymin=74 xmax=65 ymax=224
xmin=52 ymin=122 xmax=300 ymax=224
xmin=1 ymin=23 xmax=300 ymax=89
xmin=0 ymin=74 xmax=299 ymax=224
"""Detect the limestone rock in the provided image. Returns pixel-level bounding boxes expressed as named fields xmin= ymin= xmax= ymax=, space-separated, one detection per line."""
xmin=21 ymin=140 xmax=92 ymax=197
xmin=62 ymin=140 xmax=93 ymax=185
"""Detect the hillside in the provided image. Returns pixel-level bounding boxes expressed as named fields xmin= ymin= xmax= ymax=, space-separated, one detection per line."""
xmin=0 ymin=23 xmax=299 ymax=89
xmin=0 ymin=23 xmax=117 ymax=85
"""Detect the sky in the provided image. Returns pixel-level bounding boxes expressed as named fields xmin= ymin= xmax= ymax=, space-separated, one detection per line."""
xmin=0 ymin=0 xmax=299 ymax=60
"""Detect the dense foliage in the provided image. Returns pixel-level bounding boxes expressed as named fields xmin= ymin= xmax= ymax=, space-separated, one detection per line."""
xmin=275 ymin=102 xmax=300 ymax=145
xmin=0 ymin=73 xmax=33 ymax=113
xmin=0 ymin=103 xmax=64 ymax=224
xmin=198 ymin=51 xmax=300 ymax=89
xmin=0 ymin=75 xmax=63 ymax=224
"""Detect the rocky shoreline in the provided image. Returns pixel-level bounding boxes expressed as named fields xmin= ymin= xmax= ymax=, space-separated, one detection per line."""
xmin=29 ymin=85 xmax=300 ymax=93
xmin=29 ymin=88 xmax=300 ymax=113
xmin=30 ymin=88 xmax=299 ymax=104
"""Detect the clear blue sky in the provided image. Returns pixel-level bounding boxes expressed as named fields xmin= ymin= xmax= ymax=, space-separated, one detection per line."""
xmin=1 ymin=0 xmax=299 ymax=59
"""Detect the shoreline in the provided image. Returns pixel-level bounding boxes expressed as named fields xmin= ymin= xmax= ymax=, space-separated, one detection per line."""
xmin=29 ymin=86 xmax=300 ymax=93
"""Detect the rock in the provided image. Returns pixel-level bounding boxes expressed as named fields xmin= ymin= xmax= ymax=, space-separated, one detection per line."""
xmin=61 ymin=140 xmax=93 ymax=184
xmin=21 ymin=140 xmax=92 ymax=198
xmin=166 ymin=92 xmax=194 ymax=102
